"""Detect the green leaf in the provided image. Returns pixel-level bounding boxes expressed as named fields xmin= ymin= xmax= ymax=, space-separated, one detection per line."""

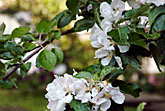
xmin=0 ymin=23 xmax=6 ymax=37
xmin=74 ymin=19 xmax=95 ymax=32
xmin=128 ymin=32 xmax=146 ymax=47
xmin=82 ymin=64 xmax=102 ymax=80
xmin=156 ymin=37 xmax=165 ymax=65
xmin=48 ymin=30 xmax=61 ymax=40
xmin=149 ymin=5 xmax=165 ymax=26
xmin=36 ymin=20 xmax=52 ymax=34
xmin=57 ymin=10 xmax=76 ymax=28
xmin=100 ymin=66 xmax=119 ymax=81
xmin=0 ymin=80 xmax=14 ymax=88
xmin=108 ymin=69 xmax=125 ymax=82
xmin=112 ymin=80 xmax=142 ymax=98
xmin=37 ymin=49 xmax=57 ymax=71
xmin=74 ymin=71 xmax=92 ymax=79
xmin=136 ymin=102 xmax=146 ymax=111
xmin=70 ymin=99 xmax=90 ymax=111
xmin=52 ymin=48 xmax=63 ymax=63
xmin=121 ymin=54 xmax=141 ymax=68
xmin=66 ymin=0 xmax=79 ymax=13
xmin=124 ymin=9 xmax=137 ymax=19
xmin=20 ymin=62 xmax=31 ymax=78
xmin=0 ymin=61 xmax=6 ymax=79
xmin=0 ymin=52 xmax=14 ymax=60
xmin=11 ymin=26 xmax=30 ymax=38
xmin=23 ymin=42 xmax=36 ymax=51
xmin=51 ymin=12 xmax=64 ymax=28
xmin=149 ymin=43 xmax=163 ymax=72
xmin=153 ymin=14 xmax=165 ymax=32
xmin=108 ymin=26 xmax=130 ymax=45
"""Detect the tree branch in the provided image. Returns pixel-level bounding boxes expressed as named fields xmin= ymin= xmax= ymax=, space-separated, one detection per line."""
xmin=2 ymin=28 xmax=75 ymax=81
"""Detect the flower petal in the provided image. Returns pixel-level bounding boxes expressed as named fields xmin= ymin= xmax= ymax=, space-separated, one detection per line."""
xmin=118 ymin=45 xmax=129 ymax=53
xmin=100 ymin=99 xmax=111 ymax=111
xmin=101 ymin=56 xmax=111 ymax=66
xmin=114 ymin=56 xmax=123 ymax=69
xmin=100 ymin=2 xmax=113 ymax=19
xmin=95 ymin=48 xmax=109 ymax=58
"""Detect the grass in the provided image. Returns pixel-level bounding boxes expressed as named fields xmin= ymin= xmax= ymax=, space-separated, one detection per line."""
xmin=0 ymin=89 xmax=48 ymax=111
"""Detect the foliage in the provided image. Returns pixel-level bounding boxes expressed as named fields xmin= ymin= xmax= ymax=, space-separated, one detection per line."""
xmin=0 ymin=0 xmax=165 ymax=111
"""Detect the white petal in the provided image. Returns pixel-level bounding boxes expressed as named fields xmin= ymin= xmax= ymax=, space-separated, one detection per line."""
xmin=98 ymin=37 xmax=111 ymax=47
xmin=96 ymin=98 xmax=107 ymax=105
xmin=91 ymin=41 xmax=102 ymax=48
xmin=92 ymin=88 xmax=99 ymax=97
xmin=101 ymin=56 xmax=111 ymax=66
xmin=112 ymin=92 xmax=125 ymax=104
xmin=100 ymin=99 xmax=111 ymax=111
xmin=127 ymin=0 xmax=142 ymax=9
xmin=100 ymin=2 xmax=113 ymax=19
xmin=118 ymin=45 xmax=129 ymax=53
xmin=114 ymin=56 xmax=123 ymax=69
xmin=101 ymin=19 xmax=112 ymax=33
xmin=63 ymin=93 xmax=73 ymax=103
xmin=105 ymin=45 xmax=115 ymax=51
xmin=95 ymin=48 xmax=108 ymax=58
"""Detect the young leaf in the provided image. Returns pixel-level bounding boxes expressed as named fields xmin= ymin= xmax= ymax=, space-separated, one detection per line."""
xmin=51 ymin=11 xmax=64 ymax=28
xmin=0 ymin=23 xmax=6 ymax=37
xmin=52 ymin=48 xmax=63 ymax=63
xmin=23 ymin=42 xmax=36 ymax=51
xmin=37 ymin=49 xmax=57 ymax=71
xmin=112 ymin=80 xmax=142 ymax=98
xmin=108 ymin=26 xmax=130 ymax=45
xmin=121 ymin=54 xmax=141 ymax=68
xmin=136 ymin=102 xmax=147 ymax=111
xmin=149 ymin=5 xmax=165 ymax=26
xmin=11 ymin=26 xmax=30 ymax=38
xmin=57 ymin=10 xmax=76 ymax=28
xmin=74 ymin=71 xmax=92 ymax=79
xmin=70 ymin=99 xmax=90 ymax=111
xmin=149 ymin=43 xmax=163 ymax=72
xmin=74 ymin=19 xmax=95 ymax=32
xmin=82 ymin=64 xmax=102 ymax=80
xmin=0 ymin=61 xmax=6 ymax=79
xmin=66 ymin=0 xmax=79 ymax=13
xmin=153 ymin=14 xmax=165 ymax=32
xmin=48 ymin=30 xmax=61 ymax=40
xmin=128 ymin=32 xmax=146 ymax=47
xmin=20 ymin=62 xmax=31 ymax=78
xmin=100 ymin=66 xmax=119 ymax=81
xmin=36 ymin=20 xmax=52 ymax=34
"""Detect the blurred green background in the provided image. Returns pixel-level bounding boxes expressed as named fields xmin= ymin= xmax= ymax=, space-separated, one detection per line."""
xmin=0 ymin=0 xmax=164 ymax=111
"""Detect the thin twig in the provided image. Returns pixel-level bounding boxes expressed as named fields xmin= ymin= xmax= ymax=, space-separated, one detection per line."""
xmin=2 ymin=28 xmax=74 ymax=81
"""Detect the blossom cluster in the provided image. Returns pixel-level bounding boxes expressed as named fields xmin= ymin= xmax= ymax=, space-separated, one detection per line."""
xmin=90 ymin=0 xmax=164 ymax=68
xmin=45 ymin=73 xmax=125 ymax=111
xmin=128 ymin=0 xmax=165 ymax=8
xmin=90 ymin=0 xmax=129 ymax=68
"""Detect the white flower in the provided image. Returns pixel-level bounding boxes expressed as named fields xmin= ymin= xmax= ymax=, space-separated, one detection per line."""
xmin=90 ymin=83 xmax=125 ymax=111
xmin=106 ymin=84 xmax=125 ymax=104
xmin=45 ymin=74 xmax=76 ymax=111
xmin=100 ymin=1 xmax=125 ymax=21
xmin=146 ymin=0 xmax=165 ymax=6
